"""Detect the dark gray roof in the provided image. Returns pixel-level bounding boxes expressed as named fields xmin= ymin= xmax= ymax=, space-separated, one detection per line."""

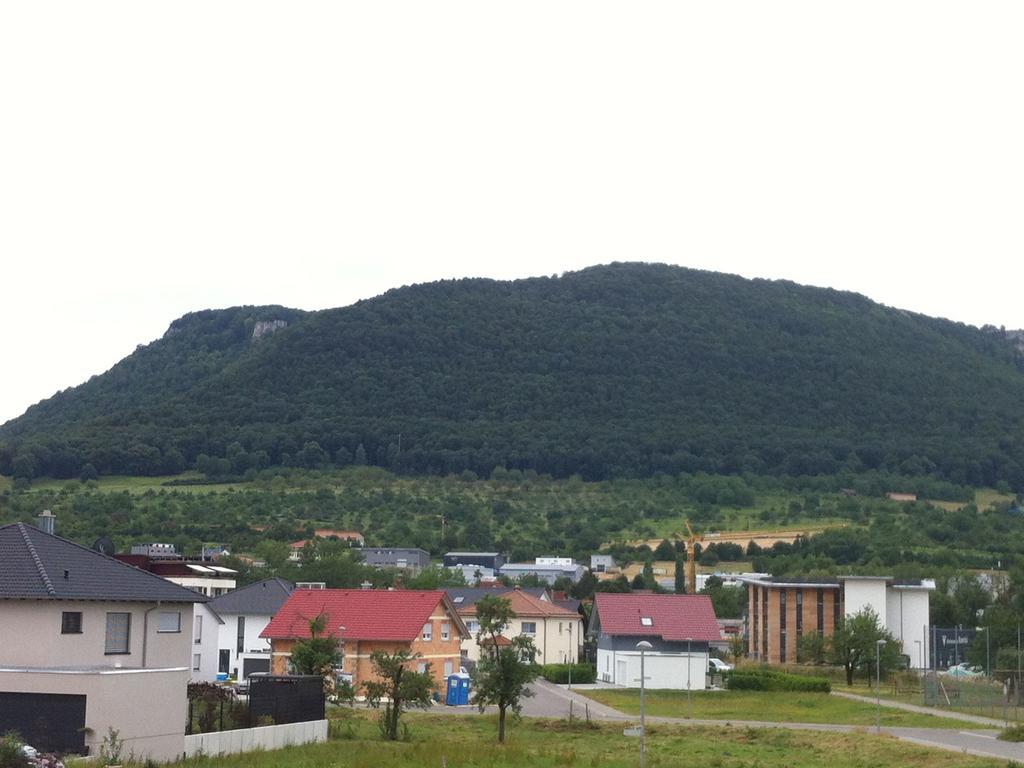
xmin=208 ymin=577 xmax=294 ymax=615
xmin=0 ymin=522 xmax=206 ymax=603
xmin=446 ymin=587 xmax=548 ymax=609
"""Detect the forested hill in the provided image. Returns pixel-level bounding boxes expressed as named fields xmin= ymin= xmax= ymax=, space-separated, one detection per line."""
xmin=3 ymin=263 xmax=1024 ymax=487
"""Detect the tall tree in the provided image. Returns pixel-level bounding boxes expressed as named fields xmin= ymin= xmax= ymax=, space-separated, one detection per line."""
xmin=363 ymin=650 xmax=435 ymax=740
xmin=289 ymin=613 xmax=342 ymax=692
xmin=471 ymin=595 xmax=539 ymax=742
xmin=827 ymin=607 xmax=901 ymax=686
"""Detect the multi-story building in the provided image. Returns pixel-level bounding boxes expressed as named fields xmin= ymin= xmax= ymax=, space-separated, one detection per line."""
xmin=358 ymin=547 xmax=431 ymax=573
xmin=116 ymin=545 xmax=237 ymax=597
xmin=499 ymin=558 xmax=585 ymax=584
xmin=741 ymin=575 xmax=934 ymax=668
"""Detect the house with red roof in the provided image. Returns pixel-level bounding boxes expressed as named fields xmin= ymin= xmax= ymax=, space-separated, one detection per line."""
xmin=260 ymin=589 xmax=469 ymax=692
xmin=588 ymin=593 xmax=720 ymax=690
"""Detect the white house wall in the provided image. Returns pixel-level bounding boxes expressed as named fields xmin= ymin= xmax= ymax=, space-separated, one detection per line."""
xmin=191 ymin=604 xmax=221 ymax=682
xmin=215 ymin=613 xmax=274 ymax=678
xmin=843 ymin=579 xmax=888 ymax=620
xmin=888 ymin=588 xmax=930 ymax=668
xmin=596 ymin=648 xmax=707 ymax=690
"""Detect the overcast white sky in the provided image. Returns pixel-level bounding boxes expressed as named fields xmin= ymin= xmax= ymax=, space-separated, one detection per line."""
xmin=1 ymin=1 xmax=1022 ymax=426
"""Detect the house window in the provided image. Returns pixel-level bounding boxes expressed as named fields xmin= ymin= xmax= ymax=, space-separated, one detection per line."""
xmin=817 ymin=588 xmax=825 ymax=632
xmin=468 ymin=620 xmax=480 ymax=634
xmin=795 ymin=591 xmax=803 ymax=636
xmin=417 ymin=662 xmax=428 ymax=673
xmin=640 ymin=617 xmax=653 ymax=627
xmin=521 ymin=622 xmax=537 ymax=636
xmin=444 ymin=661 xmax=454 ymax=676
xmin=422 ymin=623 xmax=433 ymax=641
xmin=61 ymin=611 xmax=83 ymax=635
xmin=441 ymin=623 xmax=451 ymax=641
xmin=780 ymin=630 xmax=787 ymax=663
xmin=195 ymin=614 xmax=203 ymax=644
xmin=158 ymin=612 xmax=181 ymax=633
xmin=779 ymin=591 xmax=787 ymax=630
xmin=193 ymin=654 xmax=201 ymax=672
xmin=105 ymin=612 xmax=131 ymax=654
xmin=237 ymin=616 xmax=246 ymax=654
xmin=454 ymin=596 xmax=465 ymax=604
xmin=559 ymin=622 xmax=563 ymax=634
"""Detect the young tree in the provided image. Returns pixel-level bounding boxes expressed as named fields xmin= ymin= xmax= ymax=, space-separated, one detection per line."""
xmin=827 ymin=607 xmax=901 ymax=686
xmin=363 ymin=650 xmax=435 ymax=740
xmin=471 ymin=595 xmax=539 ymax=742
xmin=727 ymin=634 xmax=746 ymax=666
xmin=290 ymin=613 xmax=342 ymax=692
xmin=654 ymin=539 xmax=677 ymax=560
xmin=797 ymin=631 xmax=827 ymax=665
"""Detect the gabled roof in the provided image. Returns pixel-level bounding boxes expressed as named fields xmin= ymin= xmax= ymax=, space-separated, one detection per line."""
xmin=591 ymin=593 xmax=719 ymax=642
xmin=208 ymin=577 xmax=294 ymax=615
xmin=0 ymin=523 xmax=206 ymax=604
xmin=446 ymin=586 xmax=548 ymax=610
xmin=261 ymin=589 xmax=469 ymax=642
xmin=460 ymin=588 xmax=581 ymax=619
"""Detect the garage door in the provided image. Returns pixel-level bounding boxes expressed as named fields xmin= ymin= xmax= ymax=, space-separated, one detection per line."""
xmin=242 ymin=657 xmax=271 ymax=678
xmin=0 ymin=691 xmax=87 ymax=754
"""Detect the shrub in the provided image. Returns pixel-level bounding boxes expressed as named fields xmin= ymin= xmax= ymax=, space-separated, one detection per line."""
xmin=724 ymin=668 xmax=830 ymax=693
xmin=539 ymin=664 xmax=597 ymax=684
xmin=999 ymin=724 xmax=1024 ymax=742
xmin=1 ymin=732 xmax=30 ymax=768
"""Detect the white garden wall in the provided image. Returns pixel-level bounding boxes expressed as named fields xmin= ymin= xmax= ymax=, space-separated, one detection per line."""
xmin=183 ymin=719 xmax=328 ymax=757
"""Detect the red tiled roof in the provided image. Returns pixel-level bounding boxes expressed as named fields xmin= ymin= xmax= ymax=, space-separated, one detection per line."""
xmin=261 ymin=589 xmax=463 ymax=641
xmin=593 ymin=593 xmax=720 ymax=642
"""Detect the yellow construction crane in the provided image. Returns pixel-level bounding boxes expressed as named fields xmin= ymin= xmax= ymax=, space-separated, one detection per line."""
xmin=683 ymin=520 xmax=700 ymax=595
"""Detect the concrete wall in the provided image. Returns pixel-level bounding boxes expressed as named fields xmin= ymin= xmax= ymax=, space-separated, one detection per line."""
xmin=215 ymin=613 xmax=273 ymax=678
xmin=843 ymin=578 xmax=888 ymax=620
xmin=887 ymin=588 xmax=930 ymax=668
xmin=0 ymin=600 xmax=194 ymax=669
xmin=0 ymin=667 xmax=187 ymax=762
xmin=596 ymin=648 xmax=707 ymax=690
xmin=184 ymin=719 xmax=328 ymax=757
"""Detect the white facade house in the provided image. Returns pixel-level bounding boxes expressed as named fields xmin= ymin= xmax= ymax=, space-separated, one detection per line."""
xmin=207 ymin=578 xmax=294 ymax=680
xmin=456 ymin=588 xmax=582 ymax=664
xmin=191 ymin=602 xmax=225 ymax=682
xmin=0 ymin=521 xmax=206 ymax=761
xmin=589 ymin=593 xmax=721 ymax=691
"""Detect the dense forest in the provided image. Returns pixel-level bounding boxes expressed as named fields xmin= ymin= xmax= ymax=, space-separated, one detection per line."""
xmin=3 ymin=263 xmax=1024 ymax=487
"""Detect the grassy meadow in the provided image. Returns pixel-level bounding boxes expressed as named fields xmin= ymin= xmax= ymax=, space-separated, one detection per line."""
xmin=157 ymin=710 xmax=1010 ymax=768
xmin=575 ymin=689 xmax=987 ymax=729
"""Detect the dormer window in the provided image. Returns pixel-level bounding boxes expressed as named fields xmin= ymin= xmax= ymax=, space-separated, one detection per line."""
xmin=640 ymin=617 xmax=653 ymax=627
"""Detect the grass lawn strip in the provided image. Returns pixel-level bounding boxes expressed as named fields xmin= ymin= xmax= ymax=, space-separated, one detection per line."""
xmin=577 ymin=689 xmax=991 ymax=729
xmin=173 ymin=711 xmax=1006 ymax=768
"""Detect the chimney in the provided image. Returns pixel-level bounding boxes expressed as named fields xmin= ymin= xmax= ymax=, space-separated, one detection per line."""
xmin=37 ymin=510 xmax=56 ymax=535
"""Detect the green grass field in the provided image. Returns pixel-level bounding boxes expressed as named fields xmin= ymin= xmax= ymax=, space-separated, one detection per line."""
xmin=576 ymin=689 xmax=987 ymax=729
xmin=162 ymin=710 xmax=1008 ymax=768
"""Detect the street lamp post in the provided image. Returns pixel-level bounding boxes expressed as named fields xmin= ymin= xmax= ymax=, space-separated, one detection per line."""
xmin=914 ymin=639 xmax=922 ymax=672
xmin=686 ymin=637 xmax=693 ymax=719
xmin=876 ymin=639 xmax=886 ymax=734
xmin=568 ymin=622 xmax=573 ymax=690
xmin=636 ymin=641 xmax=653 ymax=768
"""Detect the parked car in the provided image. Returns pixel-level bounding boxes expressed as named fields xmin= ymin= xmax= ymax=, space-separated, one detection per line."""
xmin=708 ymin=657 xmax=733 ymax=673
xmin=943 ymin=662 xmax=983 ymax=677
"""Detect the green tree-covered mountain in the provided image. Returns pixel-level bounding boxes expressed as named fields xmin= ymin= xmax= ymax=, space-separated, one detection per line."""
xmin=3 ymin=263 xmax=1024 ymax=486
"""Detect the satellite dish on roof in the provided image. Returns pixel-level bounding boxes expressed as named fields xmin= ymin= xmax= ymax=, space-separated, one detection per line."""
xmin=93 ymin=536 xmax=116 ymax=556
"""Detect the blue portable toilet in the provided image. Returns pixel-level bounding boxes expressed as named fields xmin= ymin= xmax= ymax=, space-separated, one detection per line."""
xmin=446 ymin=674 xmax=461 ymax=706
xmin=457 ymin=674 xmax=471 ymax=705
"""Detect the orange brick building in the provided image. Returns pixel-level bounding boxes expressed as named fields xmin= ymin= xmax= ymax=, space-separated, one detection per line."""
xmin=742 ymin=577 xmax=842 ymax=664
xmin=260 ymin=589 xmax=469 ymax=692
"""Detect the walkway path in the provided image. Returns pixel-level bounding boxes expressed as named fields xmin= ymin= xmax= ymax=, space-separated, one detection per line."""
xmin=831 ymin=689 xmax=1008 ymax=728
xmin=513 ymin=680 xmax=1024 ymax=764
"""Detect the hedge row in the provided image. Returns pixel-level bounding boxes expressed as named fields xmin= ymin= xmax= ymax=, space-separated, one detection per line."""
xmin=725 ymin=668 xmax=830 ymax=693
xmin=539 ymin=664 xmax=598 ymax=684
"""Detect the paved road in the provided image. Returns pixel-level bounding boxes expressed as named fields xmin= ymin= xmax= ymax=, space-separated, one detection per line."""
xmin=509 ymin=680 xmax=1024 ymax=764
